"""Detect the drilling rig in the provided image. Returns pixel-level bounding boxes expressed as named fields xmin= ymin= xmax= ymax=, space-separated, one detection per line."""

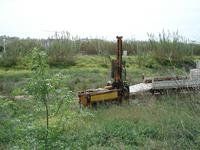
xmin=78 ymin=36 xmax=129 ymax=107
xmin=78 ymin=36 xmax=200 ymax=107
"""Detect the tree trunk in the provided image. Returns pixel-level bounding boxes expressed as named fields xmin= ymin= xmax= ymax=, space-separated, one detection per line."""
xmin=44 ymin=98 xmax=49 ymax=150
xmin=45 ymin=100 xmax=49 ymax=130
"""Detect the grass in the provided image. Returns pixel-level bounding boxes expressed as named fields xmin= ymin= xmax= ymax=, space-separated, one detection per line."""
xmin=0 ymin=55 xmax=200 ymax=149
xmin=0 ymin=55 xmax=187 ymax=94
xmin=1 ymin=94 xmax=200 ymax=149
xmin=0 ymin=69 xmax=31 ymax=95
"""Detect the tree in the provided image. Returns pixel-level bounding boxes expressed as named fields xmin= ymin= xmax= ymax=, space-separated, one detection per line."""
xmin=27 ymin=48 xmax=74 ymax=149
xmin=27 ymin=48 xmax=51 ymax=149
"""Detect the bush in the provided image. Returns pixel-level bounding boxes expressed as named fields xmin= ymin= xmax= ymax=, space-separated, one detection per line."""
xmin=0 ymin=51 xmax=17 ymax=67
xmin=0 ymin=38 xmax=43 ymax=68
xmin=192 ymin=43 xmax=200 ymax=55
xmin=148 ymin=31 xmax=194 ymax=67
xmin=47 ymin=32 xmax=78 ymax=67
xmin=79 ymin=39 xmax=116 ymax=55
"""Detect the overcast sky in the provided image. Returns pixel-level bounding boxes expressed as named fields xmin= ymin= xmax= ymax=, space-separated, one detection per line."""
xmin=0 ymin=0 xmax=200 ymax=41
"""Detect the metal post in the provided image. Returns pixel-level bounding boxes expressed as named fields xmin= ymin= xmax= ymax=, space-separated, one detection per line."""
xmin=116 ymin=36 xmax=123 ymax=82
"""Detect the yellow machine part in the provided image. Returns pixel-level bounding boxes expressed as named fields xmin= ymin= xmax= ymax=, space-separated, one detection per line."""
xmin=91 ymin=90 xmax=118 ymax=102
xmin=78 ymin=89 xmax=119 ymax=106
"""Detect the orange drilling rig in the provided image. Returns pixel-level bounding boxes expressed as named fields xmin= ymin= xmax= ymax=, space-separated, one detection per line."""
xmin=78 ymin=36 xmax=129 ymax=107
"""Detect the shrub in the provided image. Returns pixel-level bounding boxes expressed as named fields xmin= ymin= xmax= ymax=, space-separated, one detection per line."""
xmin=0 ymin=51 xmax=17 ymax=67
xmin=47 ymin=32 xmax=78 ymax=67
xmin=79 ymin=39 xmax=116 ymax=55
xmin=0 ymin=38 xmax=43 ymax=68
xmin=148 ymin=31 xmax=194 ymax=67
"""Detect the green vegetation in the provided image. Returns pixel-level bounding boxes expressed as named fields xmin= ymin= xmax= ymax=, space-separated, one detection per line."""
xmin=0 ymin=31 xmax=200 ymax=149
xmin=27 ymin=48 xmax=52 ymax=149
xmin=148 ymin=31 xmax=196 ymax=67
xmin=1 ymin=92 xmax=200 ymax=149
xmin=0 ymin=31 xmax=199 ymax=68
xmin=47 ymin=32 xmax=78 ymax=67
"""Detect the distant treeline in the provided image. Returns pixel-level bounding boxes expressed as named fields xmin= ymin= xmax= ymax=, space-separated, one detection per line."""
xmin=0 ymin=31 xmax=199 ymax=68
